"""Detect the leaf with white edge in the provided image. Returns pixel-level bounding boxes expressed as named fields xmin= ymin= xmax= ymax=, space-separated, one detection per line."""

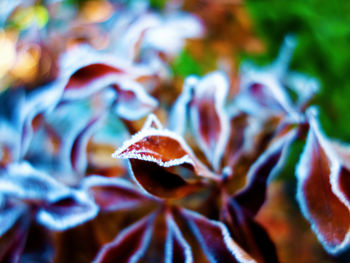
xmin=59 ymin=46 xmax=126 ymax=100
xmin=36 ymin=189 xmax=98 ymax=231
xmin=169 ymin=76 xmax=198 ymax=135
xmin=142 ymin=113 xmax=163 ymax=130
xmin=113 ymin=13 xmax=160 ymax=61
xmin=190 ymin=71 xmax=230 ymax=171
xmin=330 ymin=141 xmax=350 ymax=210
xmin=285 ymin=71 xmax=319 ymax=110
xmin=93 ymin=213 xmax=155 ymax=263
xmin=237 ymin=36 xmax=301 ymax=121
xmin=112 ymin=128 xmax=211 ymax=176
xmin=0 ymin=208 xmax=30 ymax=263
xmin=113 ymin=78 xmax=158 ymax=121
xmin=223 ymin=112 xmax=249 ymax=169
xmin=112 ymin=127 xmax=214 ymax=198
xmin=165 ymin=214 xmax=193 ymax=263
xmin=59 ymin=46 xmax=155 ymax=101
xmin=296 ymin=110 xmax=350 ymax=254
xmin=70 ymin=114 xmax=105 ymax=175
xmin=82 ymin=175 xmax=152 ymax=212
xmin=21 ymin=82 xmax=64 ymax=157
xmin=0 ymin=162 xmax=71 ymax=203
xmin=222 ymin=198 xmax=279 ymax=263
xmin=142 ymin=13 xmax=204 ymax=56
xmin=128 ymin=159 xmax=204 ymax=199
xmin=235 ymin=129 xmax=297 ymax=217
xmin=0 ymin=197 xmax=27 ymax=237
xmin=178 ymin=208 xmax=256 ymax=263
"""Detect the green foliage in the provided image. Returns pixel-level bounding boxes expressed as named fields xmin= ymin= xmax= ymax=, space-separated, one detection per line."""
xmin=149 ymin=0 xmax=167 ymax=10
xmin=245 ymin=0 xmax=350 ymax=141
xmin=171 ymin=50 xmax=203 ymax=77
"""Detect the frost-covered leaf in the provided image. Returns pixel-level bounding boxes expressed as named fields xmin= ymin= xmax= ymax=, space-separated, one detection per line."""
xmin=37 ymin=189 xmax=98 ymax=231
xmin=0 ymin=162 xmax=98 ymax=231
xmin=296 ymin=110 xmax=350 ymax=254
xmin=82 ymin=175 xmax=152 ymax=212
xmin=93 ymin=213 xmax=155 ymax=263
xmin=142 ymin=13 xmax=204 ymax=57
xmin=235 ymin=129 xmax=297 ymax=217
xmin=224 ymin=112 xmax=249 ymax=168
xmin=169 ymin=76 xmax=197 ymax=135
xmin=0 ymin=208 xmax=30 ymax=263
xmin=329 ymin=142 xmax=350 ymax=211
xmin=178 ymin=208 xmax=256 ymax=263
xmin=112 ymin=124 xmax=214 ymax=198
xmin=222 ymin=198 xmax=279 ymax=263
xmin=70 ymin=114 xmax=105 ymax=175
xmin=0 ymin=162 xmax=71 ymax=202
xmin=59 ymin=46 xmax=155 ymax=101
xmin=0 ymin=197 xmax=28 ymax=237
xmin=189 ymin=71 xmax=230 ymax=171
xmin=165 ymin=214 xmax=193 ymax=263
xmin=142 ymin=113 xmax=163 ymax=130
xmin=112 ymin=78 xmax=158 ymax=121
xmin=237 ymin=36 xmax=301 ymax=121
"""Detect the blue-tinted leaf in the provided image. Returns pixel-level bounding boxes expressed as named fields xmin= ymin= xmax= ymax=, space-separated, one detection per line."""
xmin=169 ymin=76 xmax=197 ymax=135
xmin=36 ymin=189 xmax=98 ymax=231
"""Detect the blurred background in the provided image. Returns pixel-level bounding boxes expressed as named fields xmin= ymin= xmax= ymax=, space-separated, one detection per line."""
xmin=1 ymin=0 xmax=349 ymax=262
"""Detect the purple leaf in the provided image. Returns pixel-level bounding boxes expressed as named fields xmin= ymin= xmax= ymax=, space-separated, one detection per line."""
xmin=235 ymin=129 xmax=297 ymax=217
xmin=82 ymin=175 xmax=152 ymax=212
xmin=165 ymin=214 xmax=193 ymax=263
xmin=222 ymin=198 xmax=279 ymax=263
xmin=178 ymin=208 xmax=255 ymax=263
xmin=224 ymin=112 xmax=249 ymax=168
xmin=93 ymin=213 xmax=155 ymax=263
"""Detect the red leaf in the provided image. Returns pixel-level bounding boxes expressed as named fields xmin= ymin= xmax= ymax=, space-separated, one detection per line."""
xmin=330 ymin=142 xmax=350 ymax=210
xmin=296 ymin=111 xmax=350 ymax=254
xmin=112 ymin=122 xmax=215 ymax=198
xmin=65 ymin=64 xmax=123 ymax=93
xmin=93 ymin=213 xmax=155 ymax=263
